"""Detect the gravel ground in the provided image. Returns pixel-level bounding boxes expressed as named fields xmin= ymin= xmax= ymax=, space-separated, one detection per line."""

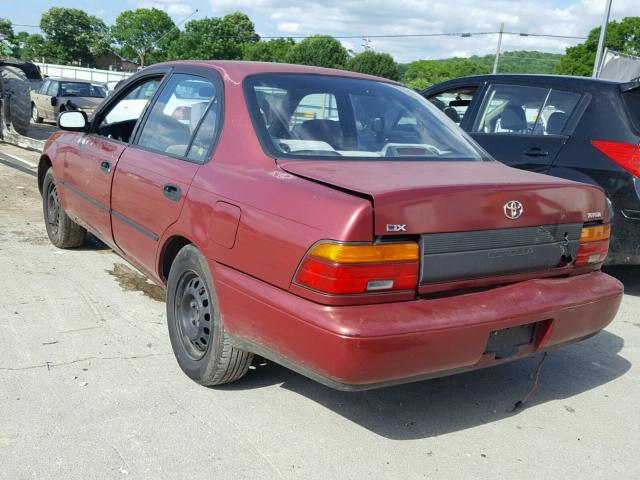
xmin=0 ymin=154 xmax=638 ymax=480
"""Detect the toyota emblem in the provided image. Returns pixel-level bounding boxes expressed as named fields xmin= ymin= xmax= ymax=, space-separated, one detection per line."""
xmin=503 ymin=200 xmax=524 ymax=220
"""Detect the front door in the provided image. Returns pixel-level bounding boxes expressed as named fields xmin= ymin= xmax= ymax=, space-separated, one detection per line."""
xmin=468 ymin=83 xmax=582 ymax=173
xmin=110 ymin=71 xmax=220 ymax=274
xmin=62 ymin=75 xmax=165 ymax=245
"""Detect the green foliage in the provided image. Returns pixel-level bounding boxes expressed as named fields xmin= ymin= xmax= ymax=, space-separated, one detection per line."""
xmin=243 ymin=38 xmax=295 ymax=63
xmin=284 ymin=35 xmax=349 ymax=69
xmin=167 ymin=13 xmax=258 ymax=61
xmin=111 ymin=8 xmax=176 ymax=67
xmin=347 ymin=50 xmax=400 ymax=80
xmin=18 ymin=34 xmax=48 ymax=61
xmin=404 ymin=58 xmax=486 ymax=89
xmin=555 ymin=16 xmax=640 ymax=76
xmin=403 ymin=51 xmax=563 ymax=88
xmin=40 ymin=7 xmax=108 ymax=65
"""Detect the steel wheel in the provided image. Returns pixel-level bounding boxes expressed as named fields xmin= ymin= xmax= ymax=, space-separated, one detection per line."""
xmin=46 ymin=180 xmax=61 ymax=237
xmin=175 ymin=270 xmax=212 ymax=361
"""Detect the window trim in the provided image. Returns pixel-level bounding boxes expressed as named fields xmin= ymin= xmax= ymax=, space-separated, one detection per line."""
xmin=130 ymin=66 xmax=225 ymax=165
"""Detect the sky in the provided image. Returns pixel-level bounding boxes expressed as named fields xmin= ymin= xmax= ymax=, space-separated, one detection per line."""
xmin=3 ymin=0 xmax=638 ymax=62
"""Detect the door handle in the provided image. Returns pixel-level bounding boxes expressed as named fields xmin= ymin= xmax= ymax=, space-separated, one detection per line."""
xmin=163 ymin=184 xmax=181 ymax=202
xmin=523 ymin=147 xmax=549 ymax=157
xmin=100 ymin=161 xmax=111 ymax=173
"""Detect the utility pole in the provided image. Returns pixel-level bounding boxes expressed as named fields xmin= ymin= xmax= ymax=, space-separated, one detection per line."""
xmin=593 ymin=0 xmax=613 ymax=78
xmin=492 ymin=23 xmax=504 ymax=74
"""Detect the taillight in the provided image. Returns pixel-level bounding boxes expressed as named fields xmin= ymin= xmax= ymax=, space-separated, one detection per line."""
xmin=575 ymin=224 xmax=611 ymax=266
xmin=592 ymin=140 xmax=640 ymax=177
xmin=294 ymin=241 xmax=420 ymax=295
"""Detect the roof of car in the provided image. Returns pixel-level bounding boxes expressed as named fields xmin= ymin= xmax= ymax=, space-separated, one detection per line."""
xmin=422 ymin=73 xmax=624 ymax=92
xmin=151 ymin=60 xmax=402 ymax=85
xmin=45 ymin=77 xmax=105 ymax=85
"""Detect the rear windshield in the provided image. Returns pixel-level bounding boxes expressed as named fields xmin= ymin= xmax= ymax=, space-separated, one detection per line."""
xmin=623 ymin=89 xmax=640 ymax=133
xmin=244 ymin=73 xmax=488 ymax=161
xmin=60 ymin=82 xmax=106 ymax=98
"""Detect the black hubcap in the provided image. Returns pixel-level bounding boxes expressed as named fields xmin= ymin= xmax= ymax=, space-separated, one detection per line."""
xmin=175 ymin=271 xmax=212 ymax=360
xmin=46 ymin=182 xmax=60 ymax=236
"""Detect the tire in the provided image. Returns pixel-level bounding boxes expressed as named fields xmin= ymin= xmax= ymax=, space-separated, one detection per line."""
xmin=0 ymin=66 xmax=31 ymax=135
xmin=167 ymin=245 xmax=253 ymax=386
xmin=42 ymin=168 xmax=86 ymax=248
xmin=31 ymin=103 xmax=42 ymax=123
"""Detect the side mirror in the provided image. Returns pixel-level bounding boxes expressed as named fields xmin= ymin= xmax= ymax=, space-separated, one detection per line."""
xmin=57 ymin=110 xmax=88 ymax=132
xmin=50 ymin=96 xmax=57 ymax=107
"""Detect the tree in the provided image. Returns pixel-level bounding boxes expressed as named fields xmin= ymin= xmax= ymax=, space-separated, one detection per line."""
xmin=404 ymin=58 xmax=487 ymax=89
xmin=0 ymin=18 xmax=16 ymax=57
xmin=555 ymin=16 xmax=640 ymax=76
xmin=18 ymin=34 xmax=49 ymax=61
xmin=111 ymin=8 xmax=176 ymax=67
xmin=40 ymin=7 xmax=108 ymax=65
xmin=284 ymin=35 xmax=349 ymax=69
xmin=347 ymin=50 xmax=400 ymax=80
xmin=167 ymin=13 xmax=258 ymax=61
xmin=243 ymin=38 xmax=294 ymax=63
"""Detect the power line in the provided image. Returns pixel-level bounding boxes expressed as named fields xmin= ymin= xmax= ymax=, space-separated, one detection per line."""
xmin=7 ymin=22 xmax=588 ymax=41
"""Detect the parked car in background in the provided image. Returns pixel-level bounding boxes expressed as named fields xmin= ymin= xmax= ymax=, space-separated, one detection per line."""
xmin=39 ymin=61 xmax=622 ymax=390
xmin=423 ymin=75 xmax=640 ymax=264
xmin=31 ymin=78 xmax=106 ymax=123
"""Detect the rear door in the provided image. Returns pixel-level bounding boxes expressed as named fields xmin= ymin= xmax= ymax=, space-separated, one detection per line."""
xmin=110 ymin=68 xmax=223 ymax=274
xmin=33 ymin=80 xmax=50 ymax=118
xmin=468 ymin=83 xmax=582 ymax=173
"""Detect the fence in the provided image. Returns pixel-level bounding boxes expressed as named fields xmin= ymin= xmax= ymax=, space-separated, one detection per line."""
xmin=39 ymin=63 xmax=133 ymax=83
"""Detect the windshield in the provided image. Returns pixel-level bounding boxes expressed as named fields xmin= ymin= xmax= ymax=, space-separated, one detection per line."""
xmin=244 ymin=73 xmax=487 ymax=161
xmin=60 ymin=82 xmax=106 ymax=98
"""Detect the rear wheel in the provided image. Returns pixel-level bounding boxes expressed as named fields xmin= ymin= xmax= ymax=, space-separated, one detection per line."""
xmin=167 ymin=245 xmax=253 ymax=386
xmin=42 ymin=168 xmax=86 ymax=248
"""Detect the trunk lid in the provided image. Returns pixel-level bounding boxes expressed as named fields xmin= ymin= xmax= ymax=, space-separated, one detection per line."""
xmin=278 ymin=160 xmax=608 ymax=236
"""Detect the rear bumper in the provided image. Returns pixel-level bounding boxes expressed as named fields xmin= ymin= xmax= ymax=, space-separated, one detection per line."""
xmin=214 ymin=264 xmax=623 ymax=390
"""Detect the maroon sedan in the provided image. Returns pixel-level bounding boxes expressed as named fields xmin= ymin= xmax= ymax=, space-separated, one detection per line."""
xmin=39 ymin=61 xmax=623 ymax=390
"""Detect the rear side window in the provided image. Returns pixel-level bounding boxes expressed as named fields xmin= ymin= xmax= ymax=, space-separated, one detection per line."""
xmin=473 ymin=84 xmax=580 ymax=135
xmin=623 ymin=89 xmax=640 ymax=133
xmin=427 ymin=86 xmax=478 ymax=124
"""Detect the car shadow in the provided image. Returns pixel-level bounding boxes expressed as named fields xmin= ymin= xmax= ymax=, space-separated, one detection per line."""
xmin=224 ymin=331 xmax=629 ymax=440
xmin=603 ymin=265 xmax=640 ymax=296
xmin=76 ymin=233 xmax=112 ymax=252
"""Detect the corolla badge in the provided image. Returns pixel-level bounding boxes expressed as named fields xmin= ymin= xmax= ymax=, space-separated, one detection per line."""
xmin=503 ymin=200 xmax=524 ymax=220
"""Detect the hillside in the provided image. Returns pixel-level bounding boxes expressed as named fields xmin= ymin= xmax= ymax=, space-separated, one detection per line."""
xmin=402 ymin=50 xmax=564 ymax=89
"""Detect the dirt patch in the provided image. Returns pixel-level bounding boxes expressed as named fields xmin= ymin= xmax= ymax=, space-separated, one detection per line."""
xmin=107 ymin=263 xmax=165 ymax=302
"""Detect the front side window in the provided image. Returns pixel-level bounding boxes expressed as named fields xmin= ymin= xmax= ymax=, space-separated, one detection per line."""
xmin=428 ymin=86 xmax=478 ymax=124
xmin=245 ymin=74 xmax=486 ymax=161
xmin=473 ymin=84 xmax=580 ymax=135
xmin=96 ymin=77 xmax=161 ymax=143
xmin=137 ymin=74 xmax=216 ymax=157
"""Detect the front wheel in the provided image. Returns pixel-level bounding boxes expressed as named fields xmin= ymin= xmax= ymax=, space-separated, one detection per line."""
xmin=166 ymin=245 xmax=253 ymax=386
xmin=42 ymin=168 xmax=86 ymax=248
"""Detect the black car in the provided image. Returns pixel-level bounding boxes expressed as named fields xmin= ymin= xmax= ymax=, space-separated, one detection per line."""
xmin=423 ymin=74 xmax=640 ymax=264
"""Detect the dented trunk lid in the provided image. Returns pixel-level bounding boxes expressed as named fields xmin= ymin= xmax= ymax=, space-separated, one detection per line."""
xmin=278 ymin=160 xmax=609 ymax=236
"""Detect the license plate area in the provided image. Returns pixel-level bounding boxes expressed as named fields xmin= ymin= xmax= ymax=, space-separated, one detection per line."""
xmin=484 ymin=322 xmax=537 ymax=359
